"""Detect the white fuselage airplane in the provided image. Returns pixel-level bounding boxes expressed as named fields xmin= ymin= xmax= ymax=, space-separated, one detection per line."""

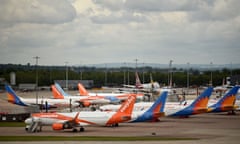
xmin=77 ymin=83 xmax=144 ymax=101
xmin=25 ymin=92 xmax=168 ymax=133
xmin=52 ymin=84 xmax=112 ymax=107
xmin=5 ymin=85 xmax=79 ymax=109
xmin=52 ymin=83 xmax=144 ymax=107
xmin=25 ymin=94 xmax=137 ymax=132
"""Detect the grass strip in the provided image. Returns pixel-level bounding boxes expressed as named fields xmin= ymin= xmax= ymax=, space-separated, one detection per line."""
xmin=0 ymin=136 xmax=198 ymax=141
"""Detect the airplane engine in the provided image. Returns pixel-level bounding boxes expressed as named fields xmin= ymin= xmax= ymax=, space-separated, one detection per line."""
xmin=52 ymin=123 xmax=64 ymax=130
xmin=82 ymin=101 xmax=91 ymax=107
xmin=52 ymin=122 xmax=73 ymax=131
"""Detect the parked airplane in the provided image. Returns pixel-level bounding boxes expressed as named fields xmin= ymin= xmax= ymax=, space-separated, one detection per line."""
xmin=77 ymin=83 xmax=144 ymax=101
xmin=52 ymin=84 xmax=114 ymax=107
xmin=122 ymin=72 xmax=160 ymax=90
xmin=101 ymin=87 xmax=213 ymax=117
xmin=208 ymin=86 xmax=239 ymax=113
xmin=24 ymin=94 xmax=137 ymax=132
xmin=5 ymin=85 xmax=79 ymax=109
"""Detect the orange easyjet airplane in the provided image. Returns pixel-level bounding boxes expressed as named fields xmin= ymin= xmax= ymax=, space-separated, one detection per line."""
xmin=25 ymin=94 xmax=137 ymax=132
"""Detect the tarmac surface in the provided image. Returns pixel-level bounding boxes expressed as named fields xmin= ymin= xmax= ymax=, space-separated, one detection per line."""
xmin=0 ymin=113 xmax=240 ymax=144
xmin=0 ymin=90 xmax=240 ymax=143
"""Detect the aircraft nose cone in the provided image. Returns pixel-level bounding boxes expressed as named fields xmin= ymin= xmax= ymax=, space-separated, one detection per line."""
xmin=24 ymin=118 xmax=32 ymax=124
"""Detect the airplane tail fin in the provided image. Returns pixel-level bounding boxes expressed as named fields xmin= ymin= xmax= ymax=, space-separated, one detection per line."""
xmin=135 ymin=72 xmax=142 ymax=88
xmin=132 ymin=91 xmax=168 ymax=122
xmin=117 ymin=94 xmax=136 ymax=115
xmin=147 ymin=91 xmax=168 ymax=114
xmin=106 ymin=94 xmax=136 ymax=125
xmin=51 ymin=85 xmax=64 ymax=99
xmin=5 ymin=85 xmax=27 ymax=106
xmin=54 ymin=83 xmax=69 ymax=96
xmin=78 ymin=83 xmax=89 ymax=96
xmin=209 ymin=86 xmax=240 ymax=112
xmin=190 ymin=87 xmax=213 ymax=109
xmin=171 ymin=87 xmax=213 ymax=116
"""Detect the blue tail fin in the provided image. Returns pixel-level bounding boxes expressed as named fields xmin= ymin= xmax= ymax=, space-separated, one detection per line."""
xmin=131 ymin=91 xmax=168 ymax=122
xmin=209 ymin=86 xmax=240 ymax=112
xmin=54 ymin=83 xmax=69 ymax=97
xmin=5 ymin=85 xmax=27 ymax=106
xmin=171 ymin=87 xmax=213 ymax=117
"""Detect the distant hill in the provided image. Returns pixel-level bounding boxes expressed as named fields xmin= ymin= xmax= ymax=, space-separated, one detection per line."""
xmin=83 ymin=63 xmax=240 ymax=70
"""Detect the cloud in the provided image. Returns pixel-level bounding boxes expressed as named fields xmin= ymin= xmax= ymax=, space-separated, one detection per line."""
xmin=0 ymin=0 xmax=76 ymax=26
xmin=0 ymin=0 xmax=239 ymax=65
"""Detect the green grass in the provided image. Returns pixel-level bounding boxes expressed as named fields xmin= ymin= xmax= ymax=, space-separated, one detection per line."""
xmin=0 ymin=122 xmax=25 ymax=127
xmin=0 ymin=136 xmax=198 ymax=141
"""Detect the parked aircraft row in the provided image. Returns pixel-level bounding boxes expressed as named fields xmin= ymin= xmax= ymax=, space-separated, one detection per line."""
xmin=101 ymin=86 xmax=239 ymax=114
xmin=25 ymin=91 xmax=167 ymax=132
xmin=5 ymin=84 xmax=144 ymax=109
xmin=23 ymin=86 xmax=240 ymax=133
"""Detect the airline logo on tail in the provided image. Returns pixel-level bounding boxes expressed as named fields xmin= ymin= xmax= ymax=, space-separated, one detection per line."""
xmin=170 ymin=87 xmax=213 ymax=117
xmin=106 ymin=94 xmax=136 ymax=125
xmin=208 ymin=86 xmax=240 ymax=112
xmin=5 ymin=85 xmax=27 ymax=106
xmin=119 ymin=95 xmax=136 ymax=113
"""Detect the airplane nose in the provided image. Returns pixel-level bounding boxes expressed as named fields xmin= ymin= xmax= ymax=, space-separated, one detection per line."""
xmin=24 ymin=118 xmax=32 ymax=124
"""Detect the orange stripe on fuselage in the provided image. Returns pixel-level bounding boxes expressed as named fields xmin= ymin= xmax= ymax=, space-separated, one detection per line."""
xmin=32 ymin=113 xmax=96 ymax=125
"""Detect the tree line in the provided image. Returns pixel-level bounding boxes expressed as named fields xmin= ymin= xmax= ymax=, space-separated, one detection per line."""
xmin=0 ymin=64 xmax=239 ymax=87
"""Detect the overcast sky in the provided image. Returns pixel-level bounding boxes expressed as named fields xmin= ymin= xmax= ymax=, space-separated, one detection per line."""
xmin=0 ymin=0 xmax=239 ymax=66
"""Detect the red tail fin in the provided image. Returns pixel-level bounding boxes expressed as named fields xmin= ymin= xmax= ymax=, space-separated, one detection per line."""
xmin=135 ymin=72 xmax=142 ymax=88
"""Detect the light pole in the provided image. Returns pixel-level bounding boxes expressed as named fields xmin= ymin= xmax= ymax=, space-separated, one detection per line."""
xmin=210 ymin=62 xmax=213 ymax=86
xmin=142 ymin=63 xmax=145 ymax=83
xmin=168 ymin=60 xmax=173 ymax=88
xmin=65 ymin=61 xmax=68 ymax=91
xmin=105 ymin=64 xmax=107 ymax=86
xmin=134 ymin=58 xmax=138 ymax=72
xmin=123 ymin=62 xmax=126 ymax=85
xmin=127 ymin=63 xmax=130 ymax=85
xmin=33 ymin=56 xmax=40 ymax=105
xmin=187 ymin=62 xmax=190 ymax=94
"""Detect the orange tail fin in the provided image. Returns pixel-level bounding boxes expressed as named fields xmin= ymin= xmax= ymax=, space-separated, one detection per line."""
xmin=51 ymin=85 xmax=64 ymax=99
xmin=106 ymin=94 xmax=136 ymax=125
xmin=78 ymin=83 xmax=89 ymax=96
